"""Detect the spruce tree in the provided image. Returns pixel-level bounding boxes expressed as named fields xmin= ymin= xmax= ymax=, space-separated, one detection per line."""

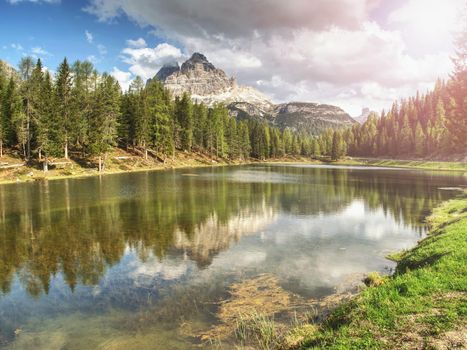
xmin=88 ymin=74 xmax=120 ymax=172
xmin=37 ymin=71 xmax=61 ymax=171
xmin=175 ymin=92 xmax=193 ymax=151
xmin=55 ymin=58 xmax=73 ymax=159
xmin=331 ymin=131 xmax=345 ymax=160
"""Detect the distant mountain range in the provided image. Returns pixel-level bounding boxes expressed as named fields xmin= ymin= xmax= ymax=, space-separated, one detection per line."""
xmin=154 ymin=53 xmax=357 ymax=135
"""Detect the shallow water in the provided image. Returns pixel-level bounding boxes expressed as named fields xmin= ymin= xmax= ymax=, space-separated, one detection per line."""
xmin=0 ymin=164 xmax=465 ymax=349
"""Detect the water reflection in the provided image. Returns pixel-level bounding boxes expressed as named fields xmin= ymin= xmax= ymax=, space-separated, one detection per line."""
xmin=0 ymin=165 xmax=465 ymax=348
xmin=0 ymin=166 xmax=463 ymax=296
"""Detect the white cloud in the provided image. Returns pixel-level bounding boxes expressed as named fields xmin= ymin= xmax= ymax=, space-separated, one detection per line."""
xmin=121 ymin=43 xmax=183 ymax=81
xmin=31 ymin=46 xmax=51 ymax=56
xmin=126 ymin=38 xmax=147 ymax=48
xmin=11 ymin=43 xmax=23 ymax=51
xmin=110 ymin=66 xmax=133 ymax=91
xmin=85 ymin=0 xmax=458 ymax=115
xmin=85 ymin=30 xmax=94 ymax=44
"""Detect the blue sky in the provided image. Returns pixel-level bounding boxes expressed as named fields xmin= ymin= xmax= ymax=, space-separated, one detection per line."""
xmin=0 ymin=0 xmax=464 ymax=115
xmin=0 ymin=0 xmax=155 ymax=73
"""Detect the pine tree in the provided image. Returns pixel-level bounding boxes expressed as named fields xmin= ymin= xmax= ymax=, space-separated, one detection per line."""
xmin=146 ymin=79 xmax=174 ymax=156
xmin=1 ymin=78 xmax=18 ymax=149
xmin=311 ymin=138 xmax=320 ymax=157
xmin=413 ymin=122 xmax=425 ymax=157
xmin=88 ymin=74 xmax=120 ymax=172
xmin=238 ymin=121 xmax=251 ymax=159
xmin=55 ymin=58 xmax=73 ymax=159
xmin=175 ymin=92 xmax=193 ymax=151
xmin=29 ymin=59 xmax=45 ymax=159
xmin=37 ymin=71 xmax=61 ymax=171
xmin=71 ymin=60 xmax=95 ymax=153
xmin=193 ymin=102 xmax=208 ymax=150
xmin=331 ymin=131 xmax=345 ymax=160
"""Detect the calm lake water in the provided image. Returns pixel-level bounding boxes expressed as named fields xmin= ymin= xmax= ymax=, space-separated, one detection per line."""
xmin=0 ymin=164 xmax=465 ymax=349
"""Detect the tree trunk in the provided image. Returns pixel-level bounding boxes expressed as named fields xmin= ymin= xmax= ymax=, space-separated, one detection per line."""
xmin=64 ymin=140 xmax=68 ymax=159
xmin=38 ymin=148 xmax=42 ymax=161
xmin=43 ymin=156 xmax=48 ymax=172
xmin=26 ymin=99 xmax=31 ymax=160
xmin=0 ymin=139 xmax=2 ymax=158
xmin=98 ymin=156 xmax=102 ymax=173
xmin=103 ymin=153 xmax=107 ymax=172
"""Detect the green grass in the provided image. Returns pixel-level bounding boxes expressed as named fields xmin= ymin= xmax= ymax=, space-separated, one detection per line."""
xmin=297 ymin=195 xmax=467 ymax=349
xmin=344 ymin=158 xmax=467 ymax=172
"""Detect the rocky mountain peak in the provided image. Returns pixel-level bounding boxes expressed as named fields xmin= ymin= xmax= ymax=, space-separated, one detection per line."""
xmin=153 ymin=52 xmax=356 ymax=135
xmin=155 ymin=63 xmax=180 ymax=81
xmin=181 ymin=52 xmax=216 ymax=73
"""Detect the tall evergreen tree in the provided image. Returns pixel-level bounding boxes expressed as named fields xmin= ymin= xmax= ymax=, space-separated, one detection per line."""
xmin=88 ymin=74 xmax=120 ymax=172
xmin=54 ymin=58 xmax=73 ymax=159
xmin=175 ymin=92 xmax=193 ymax=151
xmin=331 ymin=131 xmax=345 ymax=160
xmin=37 ymin=71 xmax=61 ymax=171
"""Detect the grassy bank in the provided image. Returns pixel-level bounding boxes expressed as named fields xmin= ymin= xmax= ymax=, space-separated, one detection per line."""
xmin=0 ymin=149 xmax=253 ymax=185
xmin=290 ymin=195 xmax=467 ymax=349
xmin=340 ymin=158 xmax=467 ymax=172
xmin=0 ymin=150 xmax=465 ymax=185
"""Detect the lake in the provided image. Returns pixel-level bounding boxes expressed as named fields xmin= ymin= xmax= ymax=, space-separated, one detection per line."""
xmin=0 ymin=164 xmax=465 ymax=349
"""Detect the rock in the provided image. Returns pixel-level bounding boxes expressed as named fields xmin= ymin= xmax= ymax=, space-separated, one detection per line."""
xmin=154 ymin=52 xmax=356 ymax=135
xmin=154 ymin=63 xmax=180 ymax=82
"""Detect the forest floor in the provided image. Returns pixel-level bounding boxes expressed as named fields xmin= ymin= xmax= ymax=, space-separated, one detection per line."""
xmin=210 ymin=194 xmax=466 ymax=349
xmin=0 ymin=148 xmax=466 ymax=185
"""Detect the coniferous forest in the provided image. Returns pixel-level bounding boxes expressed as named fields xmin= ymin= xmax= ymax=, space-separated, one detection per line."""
xmin=0 ymin=58 xmax=321 ymax=172
xmin=326 ymin=28 xmax=467 ymax=160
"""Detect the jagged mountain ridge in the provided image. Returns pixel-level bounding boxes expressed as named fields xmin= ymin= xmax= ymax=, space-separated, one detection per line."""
xmin=154 ymin=53 xmax=356 ymax=134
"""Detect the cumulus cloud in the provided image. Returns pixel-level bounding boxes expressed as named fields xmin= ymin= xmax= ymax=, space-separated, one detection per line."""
xmin=110 ymin=66 xmax=133 ymax=91
xmin=120 ymin=43 xmax=183 ymax=80
xmin=84 ymin=0 xmax=461 ymax=115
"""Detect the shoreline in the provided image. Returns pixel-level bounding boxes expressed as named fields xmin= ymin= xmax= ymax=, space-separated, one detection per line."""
xmin=287 ymin=193 xmax=467 ymax=349
xmin=0 ymin=152 xmax=465 ymax=186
